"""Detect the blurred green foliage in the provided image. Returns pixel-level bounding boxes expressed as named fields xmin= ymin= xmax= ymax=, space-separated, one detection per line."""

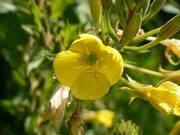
xmin=0 ymin=0 xmax=180 ymax=135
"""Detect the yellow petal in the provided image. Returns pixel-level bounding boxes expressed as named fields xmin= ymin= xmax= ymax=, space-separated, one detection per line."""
xmin=98 ymin=46 xmax=123 ymax=85
xmin=69 ymin=34 xmax=104 ymax=54
xmin=53 ymin=51 xmax=83 ymax=87
xmin=148 ymin=97 xmax=172 ymax=115
xmin=146 ymin=87 xmax=178 ymax=106
xmin=95 ymin=110 xmax=114 ymax=128
xmin=158 ymin=81 xmax=178 ymax=92
xmin=71 ymin=71 xmax=111 ymax=100
xmin=174 ymin=103 xmax=180 ymax=116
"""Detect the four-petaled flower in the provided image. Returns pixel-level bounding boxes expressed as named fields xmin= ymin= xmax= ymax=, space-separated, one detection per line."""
xmin=53 ymin=34 xmax=123 ymax=100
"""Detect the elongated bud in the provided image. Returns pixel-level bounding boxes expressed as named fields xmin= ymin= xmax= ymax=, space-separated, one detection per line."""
xmin=101 ymin=0 xmax=112 ymax=10
xmin=115 ymin=0 xmax=129 ymax=27
xmin=88 ymin=0 xmax=102 ymax=28
xmin=143 ymin=0 xmax=166 ymax=24
xmin=136 ymin=0 xmax=150 ymax=17
xmin=119 ymin=10 xmax=142 ymax=49
xmin=157 ymin=14 xmax=180 ymax=40
xmin=126 ymin=0 xmax=137 ymax=10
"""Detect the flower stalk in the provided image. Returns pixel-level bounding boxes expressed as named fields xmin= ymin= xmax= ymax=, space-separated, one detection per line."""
xmin=104 ymin=9 xmax=119 ymax=42
xmin=124 ymin=63 xmax=167 ymax=78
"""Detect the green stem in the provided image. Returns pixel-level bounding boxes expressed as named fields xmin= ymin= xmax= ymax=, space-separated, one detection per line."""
xmin=124 ymin=38 xmax=161 ymax=52
xmin=128 ymin=27 xmax=161 ymax=46
xmin=76 ymin=99 xmax=80 ymax=114
xmin=104 ymin=9 xmax=119 ymax=42
xmin=119 ymin=77 xmax=147 ymax=100
xmin=119 ymin=77 xmax=139 ymax=90
xmin=100 ymin=17 xmax=106 ymax=43
xmin=124 ymin=63 xmax=168 ymax=78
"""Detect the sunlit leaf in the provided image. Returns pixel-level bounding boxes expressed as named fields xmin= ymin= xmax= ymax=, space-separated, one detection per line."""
xmin=0 ymin=0 xmax=16 ymax=14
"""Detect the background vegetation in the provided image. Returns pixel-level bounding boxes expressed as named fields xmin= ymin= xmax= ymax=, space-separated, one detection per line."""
xmin=0 ymin=0 xmax=180 ymax=134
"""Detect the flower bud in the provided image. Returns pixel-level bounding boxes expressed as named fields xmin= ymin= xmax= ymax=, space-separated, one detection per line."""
xmin=118 ymin=10 xmax=142 ymax=48
xmin=135 ymin=0 xmax=150 ymax=17
xmin=101 ymin=0 xmax=112 ymax=10
xmin=143 ymin=0 xmax=166 ymax=24
xmin=157 ymin=14 xmax=180 ymax=41
xmin=88 ymin=0 xmax=102 ymax=28
xmin=126 ymin=0 xmax=137 ymax=10
xmin=42 ymin=83 xmax=70 ymax=123
xmin=115 ymin=0 xmax=129 ymax=27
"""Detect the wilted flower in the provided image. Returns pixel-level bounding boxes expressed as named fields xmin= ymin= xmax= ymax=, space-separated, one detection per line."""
xmin=169 ymin=121 xmax=180 ymax=135
xmin=42 ymin=83 xmax=70 ymax=123
xmin=82 ymin=109 xmax=114 ymax=128
xmin=161 ymin=38 xmax=180 ymax=59
xmin=53 ymin=34 xmax=123 ymax=100
xmin=127 ymin=76 xmax=180 ymax=116
xmin=69 ymin=112 xmax=84 ymax=135
xmin=158 ymin=67 xmax=180 ymax=83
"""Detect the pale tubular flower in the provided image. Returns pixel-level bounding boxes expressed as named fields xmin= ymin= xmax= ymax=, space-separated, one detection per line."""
xmin=42 ymin=83 xmax=70 ymax=123
xmin=53 ymin=34 xmax=123 ymax=100
xmin=82 ymin=109 xmax=114 ymax=128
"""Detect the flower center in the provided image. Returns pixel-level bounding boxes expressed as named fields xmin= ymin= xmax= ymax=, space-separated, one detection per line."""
xmin=86 ymin=53 xmax=98 ymax=65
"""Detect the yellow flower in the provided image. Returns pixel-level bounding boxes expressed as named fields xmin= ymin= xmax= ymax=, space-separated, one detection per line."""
xmin=169 ymin=121 xmax=180 ymax=135
xmin=53 ymin=34 xmax=123 ymax=100
xmin=42 ymin=83 xmax=70 ymax=123
xmin=82 ymin=109 xmax=114 ymax=128
xmin=161 ymin=38 xmax=180 ymax=58
xmin=145 ymin=81 xmax=180 ymax=116
xmin=127 ymin=76 xmax=180 ymax=116
xmin=95 ymin=109 xmax=115 ymax=128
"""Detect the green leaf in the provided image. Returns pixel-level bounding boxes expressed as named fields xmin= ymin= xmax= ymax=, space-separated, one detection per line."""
xmin=143 ymin=0 xmax=166 ymax=24
xmin=31 ymin=0 xmax=43 ymax=30
xmin=14 ymin=0 xmax=31 ymax=15
xmin=88 ymin=0 xmax=102 ymax=28
xmin=51 ymin=0 xmax=75 ymax=19
xmin=27 ymin=47 xmax=48 ymax=76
